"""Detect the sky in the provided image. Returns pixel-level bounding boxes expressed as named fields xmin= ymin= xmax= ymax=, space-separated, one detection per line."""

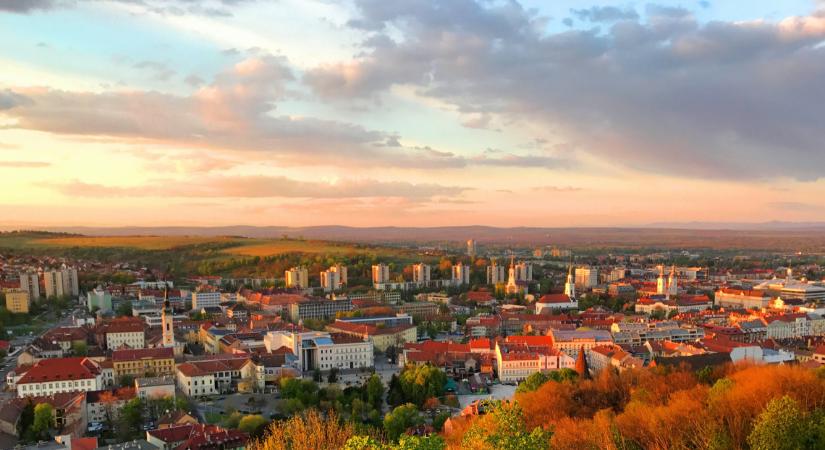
xmin=1 ymin=0 xmax=825 ymax=228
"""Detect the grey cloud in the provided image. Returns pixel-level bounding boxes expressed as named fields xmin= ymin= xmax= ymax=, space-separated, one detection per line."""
xmin=571 ymin=6 xmax=638 ymax=22
xmin=306 ymin=0 xmax=825 ymax=180
xmin=1 ymin=0 xmax=258 ymax=16
xmin=0 ymin=0 xmax=59 ymax=13
xmin=43 ymin=176 xmax=468 ymax=200
xmin=184 ymin=74 xmax=205 ymax=87
xmin=133 ymin=60 xmax=176 ymax=81
xmin=0 ymin=89 xmax=30 ymax=110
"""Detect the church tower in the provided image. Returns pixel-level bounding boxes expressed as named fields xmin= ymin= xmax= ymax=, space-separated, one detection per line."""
xmin=161 ymin=288 xmax=175 ymax=348
xmin=564 ymin=264 xmax=576 ymax=299
xmin=656 ymin=265 xmax=666 ymax=295
xmin=667 ymin=265 xmax=678 ymax=299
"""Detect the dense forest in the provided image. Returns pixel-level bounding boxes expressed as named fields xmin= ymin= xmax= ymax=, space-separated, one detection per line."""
xmin=246 ymin=363 xmax=825 ymax=450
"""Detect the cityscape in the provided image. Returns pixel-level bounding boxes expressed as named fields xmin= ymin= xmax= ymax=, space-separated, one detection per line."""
xmin=2 ymin=1 xmax=825 ymax=450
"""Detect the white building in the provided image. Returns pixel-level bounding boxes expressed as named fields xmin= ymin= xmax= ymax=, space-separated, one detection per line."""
xmin=44 ymin=267 xmax=79 ymax=299
xmin=191 ymin=290 xmax=221 ymax=310
xmin=285 ymin=267 xmax=309 ymax=289
xmin=264 ymin=330 xmax=373 ymax=372
xmin=321 ymin=264 xmax=347 ymax=292
xmin=467 ymin=239 xmax=477 ymax=257
xmin=487 ymin=262 xmax=506 ymax=285
xmin=575 ymin=266 xmax=598 ymax=290
xmin=514 ymin=262 xmax=532 ymax=281
xmin=372 ymin=264 xmax=390 ymax=284
xmin=451 ymin=263 xmax=470 ymax=285
xmin=16 ymin=357 xmax=103 ymax=398
xmin=19 ymin=271 xmax=40 ymax=301
xmin=413 ymin=263 xmax=431 ymax=283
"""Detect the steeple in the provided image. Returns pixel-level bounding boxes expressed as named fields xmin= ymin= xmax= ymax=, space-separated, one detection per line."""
xmin=667 ymin=265 xmax=678 ymax=299
xmin=564 ymin=262 xmax=576 ymax=299
xmin=161 ymin=287 xmax=175 ymax=348
xmin=656 ymin=265 xmax=666 ymax=295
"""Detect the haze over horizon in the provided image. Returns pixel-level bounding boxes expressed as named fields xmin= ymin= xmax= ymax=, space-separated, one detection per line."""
xmin=2 ymin=0 xmax=825 ymax=227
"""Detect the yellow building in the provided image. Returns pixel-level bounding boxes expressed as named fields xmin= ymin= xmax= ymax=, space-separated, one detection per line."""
xmin=326 ymin=321 xmax=417 ymax=352
xmin=5 ymin=289 xmax=30 ymax=313
xmin=112 ymin=347 xmax=175 ymax=379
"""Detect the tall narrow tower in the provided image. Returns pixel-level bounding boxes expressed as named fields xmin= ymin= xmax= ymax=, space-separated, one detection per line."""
xmin=656 ymin=265 xmax=666 ymax=295
xmin=667 ymin=265 xmax=678 ymax=299
xmin=564 ymin=263 xmax=576 ymax=299
xmin=161 ymin=288 xmax=175 ymax=348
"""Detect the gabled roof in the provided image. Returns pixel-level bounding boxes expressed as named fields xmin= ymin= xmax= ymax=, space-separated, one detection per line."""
xmin=112 ymin=347 xmax=173 ymax=362
xmin=18 ymin=357 xmax=100 ymax=384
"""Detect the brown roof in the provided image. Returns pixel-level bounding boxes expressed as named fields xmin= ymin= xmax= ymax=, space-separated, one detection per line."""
xmin=112 ymin=347 xmax=174 ymax=362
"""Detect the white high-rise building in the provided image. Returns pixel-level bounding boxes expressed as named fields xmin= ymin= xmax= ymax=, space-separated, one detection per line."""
xmin=19 ymin=271 xmax=40 ymax=302
xmin=413 ymin=263 xmax=431 ymax=284
xmin=487 ymin=261 xmax=507 ymax=285
xmin=452 ymin=263 xmax=470 ymax=285
xmin=372 ymin=264 xmax=390 ymax=284
xmin=44 ymin=267 xmax=79 ymax=299
xmin=467 ymin=239 xmax=477 ymax=257
xmin=285 ymin=267 xmax=309 ymax=289
xmin=575 ymin=266 xmax=598 ymax=289
xmin=514 ymin=262 xmax=532 ymax=281
xmin=320 ymin=267 xmax=344 ymax=292
xmin=192 ymin=289 xmax=221 ymax=310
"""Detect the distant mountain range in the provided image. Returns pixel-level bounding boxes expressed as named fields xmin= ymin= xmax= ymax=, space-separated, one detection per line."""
xmin=3 ymin=223 xmax=825 ymax=250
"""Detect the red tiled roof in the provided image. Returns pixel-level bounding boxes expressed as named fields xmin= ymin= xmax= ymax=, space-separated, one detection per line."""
xmin=71 ymin=437 xmax=98 ymax=450
xmin=112 ymin=347 xmax=173 ymax=362
xmin=18 ymin=357 xmax=100 ymax=384
xmin=538 ymin=294 xmax=573 ymax=304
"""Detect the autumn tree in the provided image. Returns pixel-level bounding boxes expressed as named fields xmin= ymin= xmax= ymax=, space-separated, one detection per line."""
xmin=461 ymin=401 xmax=550 ymax=450
xmin=248 ymin=410 xmax=353 ymax=450
xmin=383 ymin=404 xmax=422 ymax=442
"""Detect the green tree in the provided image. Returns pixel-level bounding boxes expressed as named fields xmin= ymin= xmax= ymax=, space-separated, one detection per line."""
xmin=72 ymin=341 xmax=88 ymax=356
xmin=16 ymin=400 xmax=34 ymax=441
xmin=462 ymin=402 xmax=550 ymax=450
xmin=747 ymin=396 xmax=810 ymax=450
xmin=116 ymin=398 xmax=144 ymax=441
xmin=328 ymin=367 xmax=340 ymax=383
xmin=383 ymin=404 xmax=423 ymax=442
xmin=366 ymin=374 xmax=385 ymax=410
xmin=516 ymin=372 xmax=551 ymax=393
xmin=31 ymin=403 xmax=53 ymax=441
xmin=238 ymin=415 xmax=269 ymax=436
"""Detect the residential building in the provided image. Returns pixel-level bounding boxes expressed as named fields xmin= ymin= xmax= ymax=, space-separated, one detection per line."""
xmin=610 ymin=321 xmax=704 ymax=345
xmin=588 ymin=344 xmax=644 ymax=374
xmin=535 ymin=294 xmax=578 ymax=313
xmin=5 ymin=288 xmax=30 ymax=313
xmin=395 ymin=301 xmax=438 ymax=317
xmin=19 ymin=271 xmax=40 ymax=302
xmin=287 ymin=297 xmax=353 ymax=322
xmin=16 ymin=357 xmax=103 ymax=398
xmin=146 ymin=424 xmax=248 ymax=450
xmin=372 ymin=264 xmax=390 ymax=284
xmin=548 ymin=329 xmax=614 ymax=359
xmin=451 ymin=263 xmax=470 ymax=285
xmin=135 ymin=376 xmax=176 ymax=400
xmin=514 ymin=262 xmax=532 ymax=281
xmin=175 ymin=355 xmax=249 ymax=396
xmin=486 ymin=261 xmax=506 ymax=285
xmin=97 ymin=317 xmax=145 ymax=350
xmin=467 ymin=239 xmax=477 ymax=257
xmin=326 ymin=319 xmax=417 ymax=352
xmin=44 ymin=267 xmax=79 ymax=299
xmin=191 ymin=289 xmax=221 ymax=310
xmin=715 ymin=288 xmax=770 ymax=309
xmin=495 ymin=336 xmax=575 ymax=383
xmin=320 ymin=267 xmax=343 ymax=292
xmin=285 ymin=267 xmax=309 ymax=289
xmin=85 ymin=387 xmax=136 ymax=425
xmin=264 ymin=330 xmax=373 ymax=372
xmin=413 ymin=263 xmax=431 ymax=283
xmin=86 ymin=288 xmax=113 ymax=313
xmin=575 ymin=266 xmax=598 ymax=290
xmin=112 ymin=347 xmax=175 ymax=379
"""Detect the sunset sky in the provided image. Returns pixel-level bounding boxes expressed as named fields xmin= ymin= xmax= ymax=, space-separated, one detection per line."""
xmin=2 ymin=0 xmax=825 ymax=228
